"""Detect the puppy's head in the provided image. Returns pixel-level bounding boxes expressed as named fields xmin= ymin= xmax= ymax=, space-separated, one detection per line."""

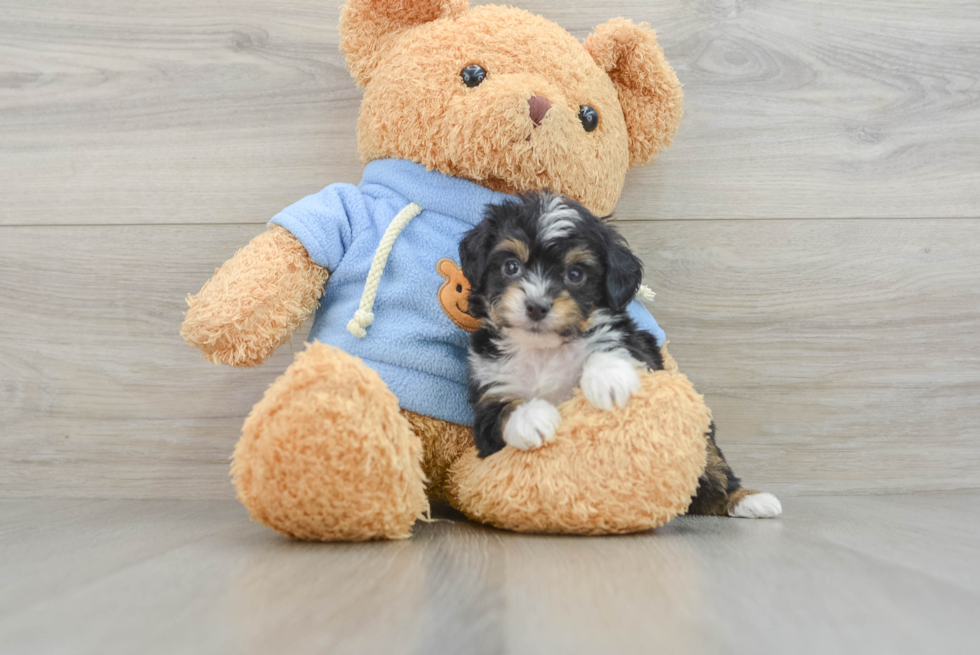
xmin=460 ymin=192 xmax=643 ymax=344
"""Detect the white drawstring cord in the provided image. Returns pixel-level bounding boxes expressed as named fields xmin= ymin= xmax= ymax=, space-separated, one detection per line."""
xmin=346 ymin=202 xmax=424 ymax=338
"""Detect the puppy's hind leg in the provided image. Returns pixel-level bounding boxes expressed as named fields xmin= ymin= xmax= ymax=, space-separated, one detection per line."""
xmin=687 ymin=423 xmax=782 ymax=518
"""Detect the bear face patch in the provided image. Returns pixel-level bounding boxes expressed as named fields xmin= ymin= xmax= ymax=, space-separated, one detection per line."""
xmin=436 ymin=258 xmax=480 ymax=332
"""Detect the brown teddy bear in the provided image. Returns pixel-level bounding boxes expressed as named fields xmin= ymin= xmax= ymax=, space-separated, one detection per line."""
xmin=181 ymin=0 xmax=779 ymax=541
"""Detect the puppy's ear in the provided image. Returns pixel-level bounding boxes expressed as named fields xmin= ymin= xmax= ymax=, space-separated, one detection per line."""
xmin=340 ymin=0 xmax=469 ymax=86
xmin=458 ymin=216 xmax=496 ymax=311
xmin=584 ymin=19 xmax=683 ymax=168
xmin=604 ymin=234 xmax=644 ymax=313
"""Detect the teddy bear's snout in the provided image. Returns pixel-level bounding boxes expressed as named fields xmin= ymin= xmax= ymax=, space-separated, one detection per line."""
xmin=528 ymin=95 xmax=551 ymax=126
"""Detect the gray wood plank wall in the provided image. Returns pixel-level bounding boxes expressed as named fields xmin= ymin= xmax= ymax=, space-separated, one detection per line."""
xmin=2 ymin=1 xmax=978 ymax=498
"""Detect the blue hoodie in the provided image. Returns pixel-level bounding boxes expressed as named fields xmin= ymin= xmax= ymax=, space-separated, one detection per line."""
xmin=270 ymin=159 xmax=666 ymax=426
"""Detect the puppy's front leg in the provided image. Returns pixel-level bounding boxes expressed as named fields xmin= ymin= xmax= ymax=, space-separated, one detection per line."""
xmin=472 ymin=398 xmax=561 ymax=458
xmin=580 ymin=350 xmax=641 ymax=411
xmin=505 ymin=399 xmax=561 ymax=451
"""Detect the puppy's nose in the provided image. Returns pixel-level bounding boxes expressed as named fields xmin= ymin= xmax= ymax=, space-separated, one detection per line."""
xmin=528 ymin=95 xmax=551 ymax=127
xmin=525 ymin=299 xmax=551 ymax=322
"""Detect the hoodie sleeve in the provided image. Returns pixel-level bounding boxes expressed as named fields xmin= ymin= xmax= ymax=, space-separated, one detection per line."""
xmin=627 ymin=300 xmax=667 ymax=347
xmin=268 ymin=183 xmax=364 ymax=272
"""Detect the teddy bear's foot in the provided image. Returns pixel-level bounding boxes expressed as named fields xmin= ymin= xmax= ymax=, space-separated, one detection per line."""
xmin=231 ymin=343 xmax=428 ymax=541
xmin=448 ymin=371 xmax=711 ymax=535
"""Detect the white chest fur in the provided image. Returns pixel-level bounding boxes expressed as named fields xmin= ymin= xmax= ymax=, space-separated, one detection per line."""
xmin=470 ymin=335 xmax=591 ymax=406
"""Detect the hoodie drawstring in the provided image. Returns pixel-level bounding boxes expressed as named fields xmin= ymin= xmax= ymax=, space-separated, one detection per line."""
xmin=347 ymin=202 xmax=424 ymax=338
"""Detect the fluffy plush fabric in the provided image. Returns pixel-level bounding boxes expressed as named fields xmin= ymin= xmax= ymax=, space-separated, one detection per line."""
xmin=339 ymin=0 xmax=469 ymax=86
xmin=237 ymin=345 xmax=707 ymax=538
xmin=407 ymin=344 xmax=707 ymax=535
xmin=231 ymin=343 xmax=428 ymax=541
xmin=584 ymin=19 xmax=684 ymax=168
xmin=403 ymin=410 xmax=472 ymax=503
xmin=341 ymin=0 xmax=682 ymax=216
xmin=449 ymin=370 xmax=709 ymax=535
xmin=661 ymin=342 xmax=679 ymax=374
xmin=184 ymin=0 xmax=700 ymax=541
xmin=181 ymin=226 xmax=328 ymax=368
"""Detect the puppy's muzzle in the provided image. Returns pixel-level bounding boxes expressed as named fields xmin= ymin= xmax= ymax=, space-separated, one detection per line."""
xmin=525 ymin=299 xmax=552 ymax=322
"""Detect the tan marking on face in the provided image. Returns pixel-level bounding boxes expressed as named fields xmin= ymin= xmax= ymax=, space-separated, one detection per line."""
xmin=580 ymin=309 xmax=597 ymax=332
xmin=489 ymin=284 xmax=526 ymax=327
xmin=564 ymin=246 xmax=597 ymax=267
xmin=551 ymin=291 xmax=583 ymax=333
xmin=493 ymin=238 xmax=530 ymax=262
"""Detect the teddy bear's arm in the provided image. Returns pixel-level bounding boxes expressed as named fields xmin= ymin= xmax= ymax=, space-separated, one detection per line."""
xmin=181 ymin=225 xmax=329 ymax=368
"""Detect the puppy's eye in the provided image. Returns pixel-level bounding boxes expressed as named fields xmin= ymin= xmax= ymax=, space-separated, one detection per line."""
xmin=461 ymin=64 xmax=487 ymax=88
xmin=579 ymin=105 xmax=599 ymax=132
xmin=503 ymin=260 xmax=523 ymax=277
xmin=565 ymin=266 xmax=587 ymax=285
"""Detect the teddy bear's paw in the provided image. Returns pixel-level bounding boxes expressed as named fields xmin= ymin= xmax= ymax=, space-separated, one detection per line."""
xmin=729 ymin=492 xmax=783 ymax=519
xmin=580 ymin=351 xmax=641 ymax=411
xmin=503 ymin=399 xmax=562 ymax=451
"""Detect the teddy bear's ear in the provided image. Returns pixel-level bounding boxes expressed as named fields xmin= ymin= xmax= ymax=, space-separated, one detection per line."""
xmin=340 ymin=0 xmax=470 ymax=86
xmin=584 ymin=19 xmax=684 ymax=168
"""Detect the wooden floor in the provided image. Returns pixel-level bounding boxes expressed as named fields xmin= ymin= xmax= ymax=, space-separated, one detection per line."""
xmin=1 ymin=493 xmax=979 ymax=655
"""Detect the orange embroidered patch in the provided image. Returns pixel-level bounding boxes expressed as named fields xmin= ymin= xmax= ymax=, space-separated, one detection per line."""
xmin=436 ymin=258 xmax=480 ymax=333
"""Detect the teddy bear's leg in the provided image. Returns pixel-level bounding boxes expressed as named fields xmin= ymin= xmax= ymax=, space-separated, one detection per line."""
xmin=446 ymin=368 xmax=711 ymax=535
xmin=231 ymin=343 xmax=428 ymax=541
xmin=660 ymin=344 xmax=782 ymax=519
xmin=402 ymin=411 xmax=472 ymax=504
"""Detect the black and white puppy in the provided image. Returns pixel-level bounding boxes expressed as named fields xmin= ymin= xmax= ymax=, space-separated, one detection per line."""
xmin=460 ymin=192 xmax=661 ymax=457
xmin=459 ymin=193 xmax=782 ymax=519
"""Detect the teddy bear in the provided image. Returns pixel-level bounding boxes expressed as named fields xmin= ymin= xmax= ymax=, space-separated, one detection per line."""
xmin=181 ymin=0 xmax=778 ymax=541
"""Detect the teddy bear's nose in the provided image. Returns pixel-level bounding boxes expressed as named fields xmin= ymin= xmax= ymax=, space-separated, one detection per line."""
xmin=528 ymin=95 xmax=551 ymax=127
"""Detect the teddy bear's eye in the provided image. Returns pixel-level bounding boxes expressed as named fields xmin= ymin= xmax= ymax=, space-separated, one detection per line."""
xmin=461 ymin=64 xmax=487 ymax=88
xmin=579 ymin=105 xmax=599 ymax=132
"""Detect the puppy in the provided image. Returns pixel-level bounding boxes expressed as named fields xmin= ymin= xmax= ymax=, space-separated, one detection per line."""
xmin=460 ymin=192 xmax=662 ymax=457
xmin=460 ymin=193 xmax=782 ymax=518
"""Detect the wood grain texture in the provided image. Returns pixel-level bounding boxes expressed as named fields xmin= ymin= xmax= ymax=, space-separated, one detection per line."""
xmin=2 ymin=0 xmax=979 ymax=225
xmin=1 ymin=220 xmax=977 ymax=498
xmin=0 ymin=0 xmax=361 ymax=227
xmin=1 ymin=495 xmax=979 ymax=654
xmin=617 ymin=218 xmax=980 ymax=494
xmin=0 ymin=224 xmax=298 ymax=498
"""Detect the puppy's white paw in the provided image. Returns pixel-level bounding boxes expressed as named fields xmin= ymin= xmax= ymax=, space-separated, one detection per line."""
xmin=729 ymin=492 xmax=782 ymax=518
xmin=503 ymin=399 xmax=561 ymax=451
xmin=580 ymin=351 xmax=641 ymax=411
